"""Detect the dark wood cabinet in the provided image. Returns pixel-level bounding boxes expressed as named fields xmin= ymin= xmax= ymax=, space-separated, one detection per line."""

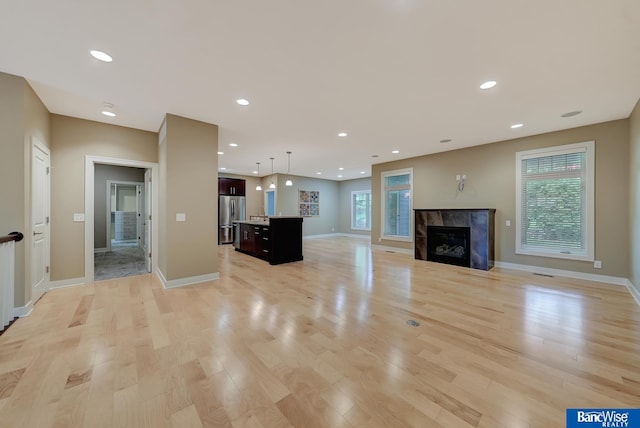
xmin=218 ymin=177 xmax=246 ymax=196
xmin=235 ymin=217 xmax=303 ymax=265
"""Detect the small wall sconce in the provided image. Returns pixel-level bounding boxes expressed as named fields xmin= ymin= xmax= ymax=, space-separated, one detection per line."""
xmin=456 ymin=174 xmax=467 ymax=192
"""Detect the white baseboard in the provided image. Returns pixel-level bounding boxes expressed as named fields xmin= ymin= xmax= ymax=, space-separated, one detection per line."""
xmin=94 ymin=248 xmax=108 ymax=253
xmin=13 ymin=300 xmax=33 ymax=318
xmin=304 ymin=233 xmax=341 ymax=239
xmin=371 ymin=244 xmax=414 ymax=255
xmin=627 ymin=280 xmax=640 ymax=307
xmin=304 ymin=232 xmax=371 ymax=240
xmin=494 ymin=261 xmax=629 ymax=286
xmin=48 ymin=277 xmax=87 ymax=290
xmin=156 ymin=269 xmax=220 ymax=289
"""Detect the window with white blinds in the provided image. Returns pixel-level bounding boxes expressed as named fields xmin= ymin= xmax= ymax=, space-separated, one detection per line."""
xmin=515 ymin=141 xmax=595 ymax=261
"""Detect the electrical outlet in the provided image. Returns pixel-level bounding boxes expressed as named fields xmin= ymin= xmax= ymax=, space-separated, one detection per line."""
xmin=505 ymin=220 xmax=511 ymax=227
xmin=456 ymin=174 xmax=461 ymax=181
xmin=594 ymin=260 xmax=602 ymax=269
xmin=176 ymin=213 xmax=186 ymax=222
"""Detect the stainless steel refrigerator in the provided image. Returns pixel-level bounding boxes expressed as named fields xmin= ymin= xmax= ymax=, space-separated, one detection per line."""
xmin=219 ymin=195 xmax=245 ymax=244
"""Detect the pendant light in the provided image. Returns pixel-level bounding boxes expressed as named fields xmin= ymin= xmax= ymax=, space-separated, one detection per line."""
xmin=285 ymin=151 xmax=293 ymax=186
xmin=269 ymin=157 xmax=276 ymax=189
xmin=255 ymin=162 xmax=262 ymax=191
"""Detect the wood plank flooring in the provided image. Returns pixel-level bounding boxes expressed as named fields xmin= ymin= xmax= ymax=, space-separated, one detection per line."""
xmin=0 ymin=236 xmax=639 ymax=427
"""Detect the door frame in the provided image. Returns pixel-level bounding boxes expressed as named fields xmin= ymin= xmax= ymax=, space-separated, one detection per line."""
xmin=105 ymin=180 xmax=144 ymax=251
xmin=85 ymin=156 xmax=158 ymax=283
xmin=31 ymin=137 xmax=50 ymax=304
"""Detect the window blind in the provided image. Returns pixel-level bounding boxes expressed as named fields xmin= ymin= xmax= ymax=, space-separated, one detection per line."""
xmin=520 ymin=151 xmax=586 ymax=252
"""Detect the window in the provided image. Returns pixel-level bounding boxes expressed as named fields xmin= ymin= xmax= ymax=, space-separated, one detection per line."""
xmin=515 ymin=141 xmax=595 ymax=261
xmin=351 ymin=190 xmax=371 ymax=230
xmin=381 ymin=168 xmax=412 ymax=240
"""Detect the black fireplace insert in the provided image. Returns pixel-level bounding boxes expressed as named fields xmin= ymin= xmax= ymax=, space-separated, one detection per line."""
xmin=426 ymin=226 xmax=471 ymax=267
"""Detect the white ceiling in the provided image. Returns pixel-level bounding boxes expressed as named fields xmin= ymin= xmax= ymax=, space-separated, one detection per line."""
xmin=2 ymin=1 xmax=640 ymax=180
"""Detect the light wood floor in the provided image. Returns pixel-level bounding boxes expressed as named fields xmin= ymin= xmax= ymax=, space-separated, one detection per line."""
xmin=1 ymin=236 xmax=639 ymax=428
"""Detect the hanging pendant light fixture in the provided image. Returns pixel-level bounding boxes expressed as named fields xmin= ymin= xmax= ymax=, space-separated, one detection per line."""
xmin=285 ymin=151 xmax=293 ymax=186
xmin=255 ymin=162 xmax=262 ymax=191
xmin=269 ymin=157 xmax=276 ymax=189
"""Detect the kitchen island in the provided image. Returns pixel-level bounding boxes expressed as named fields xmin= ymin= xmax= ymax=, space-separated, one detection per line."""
xmin=233 ymin=217 xmax=303 ymax=265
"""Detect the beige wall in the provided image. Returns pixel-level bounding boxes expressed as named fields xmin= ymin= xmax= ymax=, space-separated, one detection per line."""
xmin=161 ymin=114 xmax=218 ymax=281
xmin=50 ymin=115 xmax=157 ymax=280
xmin=272 ymin=174 xmax=340 ymax=236
xmin=0 ymin=73 xmax=50 ymax=307
xmin=0 ymin=74 xmax=27 ymax=305
xmin=372 ymin=119 xmax=630 ymax=278
xmin=630 ymin=99 xmax=640 ymax=292
xmin=338 ymin=178 xmax=372 ymax=235
xmin=94 ymin=164 xmax=145 ymax=249
xmin=158 ymin=121 xmax=167 ymax=275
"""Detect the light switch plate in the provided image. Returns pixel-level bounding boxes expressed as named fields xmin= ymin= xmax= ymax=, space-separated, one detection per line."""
xmin=505 ymin=220 xmax=511 ymax=226
xmin=73 ymin=213 xmax=85 ymax=222
xmin=176 ymin=213 xmax=186 ymax=222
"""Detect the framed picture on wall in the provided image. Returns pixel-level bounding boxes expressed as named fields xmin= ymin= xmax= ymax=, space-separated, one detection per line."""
xmin=299 ymin=190 xmax=319 ymax=216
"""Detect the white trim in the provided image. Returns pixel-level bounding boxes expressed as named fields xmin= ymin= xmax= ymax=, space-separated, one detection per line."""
xmin=494 ymin=261 xmax=628 ymax=286
xmin=94 ymin=248 xmax=108 ymax=254
xmin=156 ymin=269 xmax=219 ymax=289
xmin=304 ymin=233 xmax=371 ymax=240
xmin=627 ymin=281 xmax=640 ymax=308
xmin=515 ymin=140 xmax=595 ymax=262
xmin=381 ymin=168 xmax=413 ymax=242
xmin=30 ymin=136 xmax=51 ymax=306
xmin=371 ymin=244 xmax=413 ymax=255
xmin=48 ymin=277 xmax=87 ymax=290
xmin=13 ymin=301 xmax=33 ymax=318
xmin=85 ymin=156 xmax=159 ymax=284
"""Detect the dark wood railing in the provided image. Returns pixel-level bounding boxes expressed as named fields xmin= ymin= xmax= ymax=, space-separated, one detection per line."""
xmin=0 ymin=232 xmax=24 ymax=244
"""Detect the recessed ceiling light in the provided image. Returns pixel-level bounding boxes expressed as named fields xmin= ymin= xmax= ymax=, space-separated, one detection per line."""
xmin=337 ymin=174 xmax=343 ymax=178
xmin=316 ymin=172 xmax=322 ymax=175
xmin=561 ymin=110 xmax=583 ymax=118
xmin=480 ymin=80 xmax=497 ymax=90
xmin=252 ymin=170 xmax=258 ymax=174
xmin=218 ymin=151 xmax=224 ymax=155
xmin=229 ymin=143 xmax=238 ymax=147
xmin=101 ymin=110 xmax=116 ymax=117
xmin=338 ymin=132 xmax=347 ymax=137
xmin=338 ymin=167 xmax=344 ymax=171
xmin=360 ymin=171 xmax=365 ymax=174
xmin=220 ymin=167 xmax=226 ymax=171
xmin=90 ymin=50 xmax=112 ymax=62
xmin=392 ymin=150 xmax=400 ymax=154
xmin=511 ymin=123 xmax=524 ymax=129
xmin=236 ymin=99 xmax=249 ymax=106
xmin=440 ymin=139 xmax=452 ymax=143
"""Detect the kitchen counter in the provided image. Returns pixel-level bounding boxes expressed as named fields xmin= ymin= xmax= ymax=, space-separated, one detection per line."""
xmin=233 ymin=217 xmax=303 ymax=264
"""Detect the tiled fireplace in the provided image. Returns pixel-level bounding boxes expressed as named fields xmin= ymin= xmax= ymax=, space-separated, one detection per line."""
xmin=414 ymin=209 xmax=496 ymax=270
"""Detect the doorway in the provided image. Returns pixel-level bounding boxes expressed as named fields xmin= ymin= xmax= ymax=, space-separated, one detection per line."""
xmin=31 ymin=137 xmax=50 ymax=304
xmin=84 ymin=156 xmax=158 ymax=283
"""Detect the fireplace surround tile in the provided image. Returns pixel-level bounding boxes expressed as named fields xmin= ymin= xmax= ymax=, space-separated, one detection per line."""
xmin=414 ymin=208 xmax=496 ymax=270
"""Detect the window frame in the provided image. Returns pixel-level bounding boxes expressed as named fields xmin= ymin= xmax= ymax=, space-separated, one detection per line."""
xmin=515 ymin=141 xmax=595 ymax=261
xmin=381 ymin=168 xmax=413 ymax=242
xmin=351 ymin=190 xmax=372 ymax=231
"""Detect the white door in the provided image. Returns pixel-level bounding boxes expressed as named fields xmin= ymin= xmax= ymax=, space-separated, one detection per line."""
xmin=143 ymin=169 xmax=151 ymax=272
xmin=31 ymin=139 xmax=50 ymax=303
